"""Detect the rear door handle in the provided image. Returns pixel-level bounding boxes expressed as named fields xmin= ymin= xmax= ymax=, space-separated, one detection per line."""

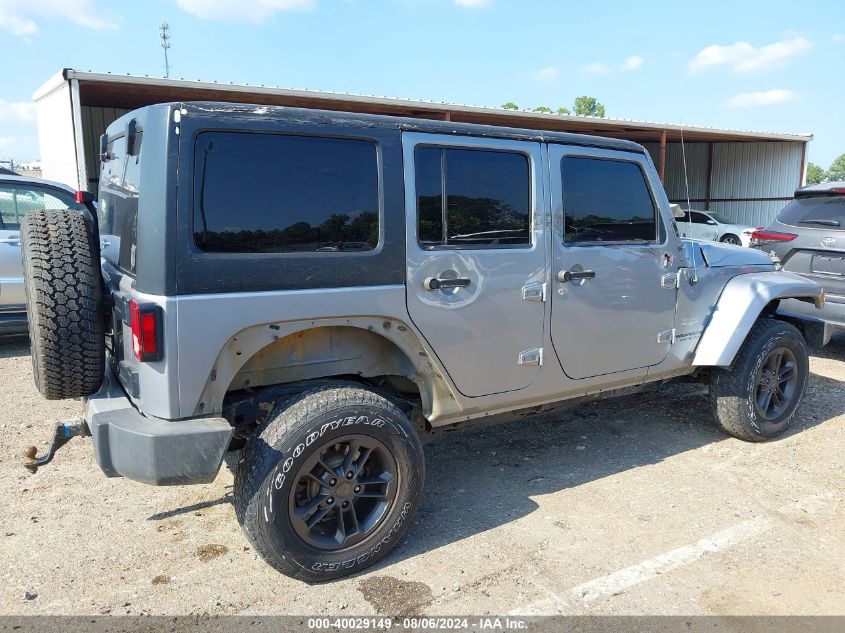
xmin=0 ymin=238 xmax=20 ymax=245
xmin=557 ymin=269 xmax=596 ymax=283
xmin=424 ymin=277 xmax=471 ymax=291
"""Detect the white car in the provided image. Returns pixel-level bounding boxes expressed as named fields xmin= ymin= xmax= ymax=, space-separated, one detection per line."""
xmin=0 ymin=175 xmax=93 ymax=335
xmin=676 ymin=209 xmax=755 ymax=247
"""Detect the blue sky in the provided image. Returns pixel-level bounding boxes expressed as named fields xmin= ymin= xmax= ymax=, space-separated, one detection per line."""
xmin=0 ymin=0 xmax=843 ymax=167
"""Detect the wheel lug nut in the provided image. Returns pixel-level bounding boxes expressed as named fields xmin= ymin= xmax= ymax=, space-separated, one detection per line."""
xmin=327 ymin=497 xmax=334 ymax=504
xmin=346 ymin=472 xmax=354 ymax=479
xmin=354 ymin=486 xmax=360 ymax=493
xmin=342 ymin=501 xmax=348 ymax=507
xmin=329 ymin=479 xmax=336 ymax=485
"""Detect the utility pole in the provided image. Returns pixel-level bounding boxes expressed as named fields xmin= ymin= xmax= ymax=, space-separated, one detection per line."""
xmin=159 ymin=22 xmax=171 ymax=78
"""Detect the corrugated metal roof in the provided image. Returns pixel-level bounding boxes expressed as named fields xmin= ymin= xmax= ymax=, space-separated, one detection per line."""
xmin=33 ymin=68 xmax=813 ymax=144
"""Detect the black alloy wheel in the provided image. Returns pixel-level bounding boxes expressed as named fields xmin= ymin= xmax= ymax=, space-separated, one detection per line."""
xmin=289 ymin=435 xmax=398 ymax=550
xmin=753 ymin=347 xmax=799 ymax=421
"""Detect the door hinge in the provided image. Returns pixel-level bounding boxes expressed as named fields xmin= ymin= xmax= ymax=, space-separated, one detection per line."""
xmin=661 ymin=272 xmax=680 ymax=289
xmin=522 ymin=282 xmax=547 ymax=302
xmin=656 ymin=329 xmax=675 ymax=345
xmin=518 ymin=347 xmax=543 ymax=366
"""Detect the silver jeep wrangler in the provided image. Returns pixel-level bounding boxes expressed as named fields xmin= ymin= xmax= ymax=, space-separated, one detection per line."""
xmin=20 ymin=102 xmax=824 ymax=581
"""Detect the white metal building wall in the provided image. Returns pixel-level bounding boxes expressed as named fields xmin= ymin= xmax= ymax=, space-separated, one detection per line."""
xmin=643 ymin=141 xmax=804 ymax=227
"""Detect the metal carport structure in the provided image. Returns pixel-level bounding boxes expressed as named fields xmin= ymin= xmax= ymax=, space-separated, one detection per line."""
xmin=33 ymin=68 xmax=812 ymax=227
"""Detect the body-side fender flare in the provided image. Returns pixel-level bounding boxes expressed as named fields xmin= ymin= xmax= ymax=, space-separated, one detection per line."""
xmin=195 ymin=319 xmax=461 ymax=421
xmin=692 ymin=271 xmax=823 ymax=367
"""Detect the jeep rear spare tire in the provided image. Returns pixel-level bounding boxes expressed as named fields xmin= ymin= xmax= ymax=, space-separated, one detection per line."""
xmin=235 ymin=383 xmax=424 ymax=581
xmin=21 ymin=209 xmax=105 ymax=400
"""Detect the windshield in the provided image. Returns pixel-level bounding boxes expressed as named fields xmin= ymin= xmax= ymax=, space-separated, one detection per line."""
xmin=778 ymin=197 xmax=845 ymax=228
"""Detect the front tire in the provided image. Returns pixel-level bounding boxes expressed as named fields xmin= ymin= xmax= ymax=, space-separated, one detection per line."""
xmin=709 ymin=319 xmax=808 ymax=441
xmin=234 ymin=383 xmax=424 ymax=581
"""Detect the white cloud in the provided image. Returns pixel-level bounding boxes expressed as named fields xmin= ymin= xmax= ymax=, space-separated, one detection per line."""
xmin=0 ymin=0 xmax=117 ymax=39
xmin=725 ymin=89 xmax=798 ymax=108
xmin=581 ymin=61 xmax=610 ymax=76
xmin=0 ymin=136 xmax=14 ymax=149
xmin=0 ymin=100 xmax=35 ymax=122
xmin=176 ymin=0 xmax=314 ymax=22
xmin=620 ymin=55 xmax=644 ymax=71
xmin=454 ymin=0 xmax=491 ymax=7
xmin=531 ymin=65 xmax=559 ymax=81
xmin=689 ymin=37 xmax=811 ymax=73
xmin=833 ymin=33 xmax=844 ymax=43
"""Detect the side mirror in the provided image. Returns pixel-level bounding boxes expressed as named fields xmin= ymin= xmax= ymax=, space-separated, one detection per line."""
xmin=706 ymin=219 xmax=717 ymax=225
xmin=670 ymin=204 xmax=684 ymax=219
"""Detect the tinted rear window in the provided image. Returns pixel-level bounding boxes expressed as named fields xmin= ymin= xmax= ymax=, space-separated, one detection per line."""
xmin=562 ymin=157 xmax=657 ymax=243
xmin=193 ymin=132 xmax=379 ymax=253
xmin=778 ymin=197 xmax=845 ymax=228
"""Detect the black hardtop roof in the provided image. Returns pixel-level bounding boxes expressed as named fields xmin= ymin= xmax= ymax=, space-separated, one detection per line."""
xmin=118 ymin=101 xmax=647 ymax=155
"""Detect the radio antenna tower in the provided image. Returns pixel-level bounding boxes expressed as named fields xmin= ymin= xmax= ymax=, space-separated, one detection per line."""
xmin=159 ymin=22 xmax=171 ymax=78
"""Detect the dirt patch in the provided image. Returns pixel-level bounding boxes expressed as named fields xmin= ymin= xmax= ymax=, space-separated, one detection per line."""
xmin=358 ymin=576 xmax=434 ymax=616
xmin=196 ymin=544 xmax=229 ymax=562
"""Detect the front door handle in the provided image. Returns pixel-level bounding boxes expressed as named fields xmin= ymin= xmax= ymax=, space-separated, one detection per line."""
xmin=0 ymin=238 xmax=20 ymax=245
xmin=557 ymin=269 xmax=596 ymax=283
xmin=424 ymin=277 xmax=471 ymax=291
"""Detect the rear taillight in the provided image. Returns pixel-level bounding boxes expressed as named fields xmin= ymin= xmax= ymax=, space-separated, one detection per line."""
xmin=129 ymin=300 xmax=163 ymax=362
xmin=75 ymin=190 xmax=95 ymax=204
xmin=750 ymin=229 xmax=797 ymax=247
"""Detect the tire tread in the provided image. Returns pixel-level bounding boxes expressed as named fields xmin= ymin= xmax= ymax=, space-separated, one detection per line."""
xmin=21 ymin=209 xmax=104 ymax=400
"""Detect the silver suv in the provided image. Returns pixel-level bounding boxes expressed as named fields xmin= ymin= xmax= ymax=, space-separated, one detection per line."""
xmin=20 ymin=103 xmax=824 ymax=581
xmin=751 ymin=181 xmax=845 ymax=344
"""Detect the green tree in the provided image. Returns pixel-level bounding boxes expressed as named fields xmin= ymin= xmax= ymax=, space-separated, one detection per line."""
xmin=806 ymin=162 xmax=825 ymax=185
xmin=533 ymin=106 xmax=553 ymax=113
xmin=502 ymin=102 xmax=519 ymax=110
xmin=557 ymin=107 xmax=571 ymax=115
xmin=827 ymin=154 xmax=845 ymax=182
xmin=573 ymin=96 xmax=606 ymax=117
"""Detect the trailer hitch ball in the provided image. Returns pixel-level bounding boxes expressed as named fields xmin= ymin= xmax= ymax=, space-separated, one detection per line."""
xmin=23 ymin=420 xmax=88 ymax=474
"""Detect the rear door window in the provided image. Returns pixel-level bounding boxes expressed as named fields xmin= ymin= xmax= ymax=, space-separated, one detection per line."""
xmin=778 ymin=197 xmax=845 ymax=228
xmin=561 ymin=157 xmax=658 ymax=243
xmin=193 ymin=132 xmax=379 ymax=253
xmin=415 ymin=146 xmax=531 ymax=248
xmin=0 ymin=186 xmax=82 ymax=230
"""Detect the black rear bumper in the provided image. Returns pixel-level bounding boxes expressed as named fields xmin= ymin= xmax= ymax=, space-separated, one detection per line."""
xmin=85 ymin=366 xmax=233 ymax=485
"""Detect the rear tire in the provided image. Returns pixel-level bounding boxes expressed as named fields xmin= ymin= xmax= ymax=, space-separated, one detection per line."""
xmin=21 ymin=210 xmax=104 ymax=400
xmin=720 ymin=234 xmax=740 ymax=245
xmin=235 ymin=383 xmax=424 ymax=581
xmin=709 ymin=319 xmax=808 ymax=441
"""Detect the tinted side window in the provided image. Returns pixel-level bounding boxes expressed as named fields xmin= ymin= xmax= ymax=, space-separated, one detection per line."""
xmin=416 ymin=146 xmax=530 ymax=248
xmin=194 ymin=132 xmax=379 ymax=253
xmin=777 ymin=197 xmax=845 ymax=227
xmin=562 ymin=157 xmax=657 ymax=243
xmin=98 ymin=135 xmax=139 ymax=274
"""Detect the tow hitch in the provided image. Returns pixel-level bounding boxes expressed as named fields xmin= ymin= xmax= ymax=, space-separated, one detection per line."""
xmin=23 ymin=419 xmax=89 ymax=474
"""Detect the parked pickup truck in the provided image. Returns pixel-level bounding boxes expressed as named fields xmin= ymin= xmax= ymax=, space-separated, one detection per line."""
xmin=20 ymin=103 xmax=824 ymax=581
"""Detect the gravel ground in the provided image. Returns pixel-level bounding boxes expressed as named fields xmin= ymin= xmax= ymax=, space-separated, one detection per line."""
xmin=1 ymin=334 xmax=843 ymax=616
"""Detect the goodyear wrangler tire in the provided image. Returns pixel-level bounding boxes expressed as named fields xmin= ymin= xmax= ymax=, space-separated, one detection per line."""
xmin=709 ymin=319 xmax=808 ymax=442
xmin=234 ymin=383 xmax=424 ymax=581
xmin=21 ymin=209 xmax=104 ymax=400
